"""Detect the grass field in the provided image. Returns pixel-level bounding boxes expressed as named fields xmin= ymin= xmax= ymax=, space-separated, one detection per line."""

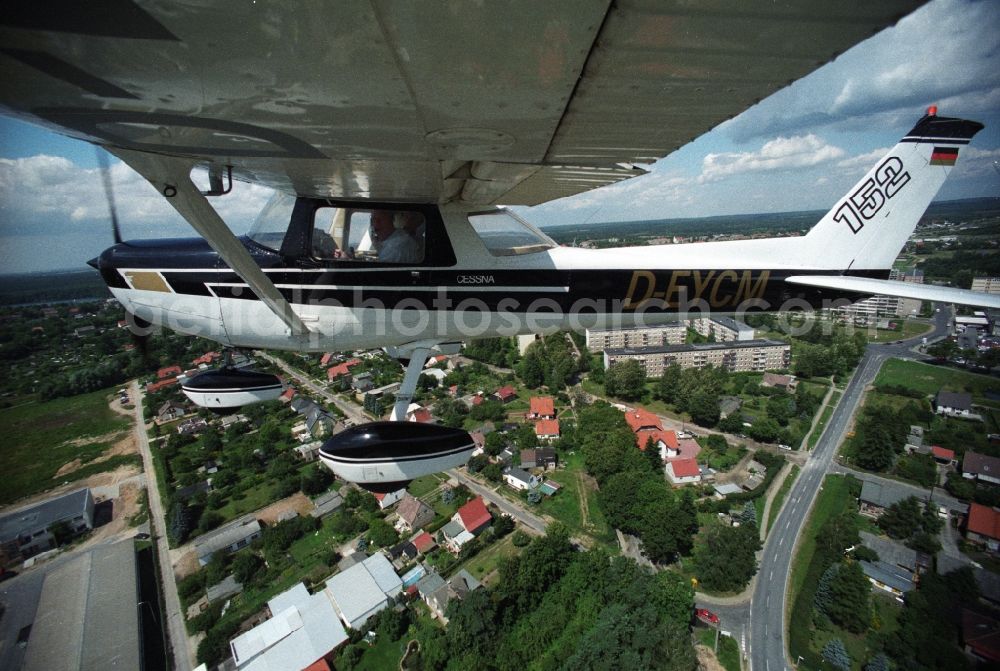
xmin=460 ymin=534 xmax=521 ymax=581
xmin=535 ymin=450 xmax=614 ymax=547
xmin=788 ymin=475 xmax=860 ymax=669
xmin=863 ymin=319 xmax=933 ymax=343
xmin=695 ymin=627 xmax=741 ymax=671
xmin=806 ymin=391 xmax=841 ymax=450
xmin=766 ymin=465 xmax=799 ymax=533
xmin=0 ymin=389 xmax=131 ymax=505
xmin=875 ymin=358 xmax=999 ymax=400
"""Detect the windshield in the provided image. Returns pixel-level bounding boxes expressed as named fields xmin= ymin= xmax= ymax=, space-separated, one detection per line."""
xmin=467 ymin=208 xmax=556 ymax=256
xmin=247 ymin=192 xmax=296 ymax=250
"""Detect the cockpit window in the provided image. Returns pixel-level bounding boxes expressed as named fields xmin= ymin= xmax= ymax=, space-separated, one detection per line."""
xmin=247 ymin=192 xmax=296 ymax=251
xmin=468 ymin=208 xmax=556 ymax=256
xmin=313 ymin=206 xmax=425 ymax=264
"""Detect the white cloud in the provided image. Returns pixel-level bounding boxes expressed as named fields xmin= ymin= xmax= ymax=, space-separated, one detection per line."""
xmin=836 ymin=147 xmax=891 ymax=171
xmin=698 ymin=135 xmax=845 ymax=182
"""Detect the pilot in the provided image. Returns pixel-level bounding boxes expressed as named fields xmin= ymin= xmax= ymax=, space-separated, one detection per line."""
xmin=371 ymin=210 xmax=421 ymax=264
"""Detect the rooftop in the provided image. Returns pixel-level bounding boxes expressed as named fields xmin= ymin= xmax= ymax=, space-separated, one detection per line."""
xmin=964 ymin=451 xmax=1000 ymax=477
xmin=624 ymin=407 xmax=662 ymax=433
xmin=529 ymin=396 xmax=555 ymax=416
xmin=0 ymin=488 xmax=92 ymax=543
xmin=21 ymin=539 xmax=140 ymax=671
xmin=859 ymin=480 xmax=913 ymax=509
xmin=936 ymin=390 xmax=973 ymax=411
xmin=606 ymin=338 xmax=788 ymax=356
xmin=325 ymin=553 xmax=401 ymax=628
xmin=457 ymin=497 xmax=492 ymax=531
xmin=968 ymin=503 xmax=1000 ymax=541
xmin=860 ymin=559 xmax=914 ymax=594
xmin=534 ymin=419 xmax=560 ymax=436
xmin=669 ymin=458 xmax=700 ymax=478
xmin=195 ymin=516 xmax=261 ymax=559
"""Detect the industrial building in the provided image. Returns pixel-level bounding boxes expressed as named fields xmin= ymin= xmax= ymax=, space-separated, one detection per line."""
xmin=0 ymin=488 xmax=94 ymax=562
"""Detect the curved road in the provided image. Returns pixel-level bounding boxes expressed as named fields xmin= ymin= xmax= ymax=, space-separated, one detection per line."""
xmin=735 ymin=307 xmax=952 ymax=671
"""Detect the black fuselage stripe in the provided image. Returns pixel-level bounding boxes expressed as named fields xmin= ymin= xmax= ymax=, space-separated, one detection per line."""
xmin=319 ymin=442 xmax=474 ymax=464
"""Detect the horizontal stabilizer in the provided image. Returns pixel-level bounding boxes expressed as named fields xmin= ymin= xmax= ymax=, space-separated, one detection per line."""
xmin=785 ymin=275 xmax=1000 ymax=309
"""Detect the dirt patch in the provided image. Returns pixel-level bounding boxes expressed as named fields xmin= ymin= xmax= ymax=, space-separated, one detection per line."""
xmin=694 ymin=644 xmax=726 ymax=671
xmin=53 ymin=432 xmax=137 ymax=479
xmin=256 ymin=492 xmax=314 ymax=524
xmin=4 ymin=464 xmax=141 ymax=515
xmin=174 ymin=550 xmax=200 ymax=580
xmin=576 ymin=471 xmax=590 ymax=529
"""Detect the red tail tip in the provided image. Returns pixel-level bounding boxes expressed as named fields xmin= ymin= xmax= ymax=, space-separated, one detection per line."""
xmin=927 ymin=105 xmax=938 ymax=116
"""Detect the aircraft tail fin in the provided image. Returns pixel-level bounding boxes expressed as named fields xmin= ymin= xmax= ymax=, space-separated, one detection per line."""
xmin=801 ymin=109 xmax=983 ymax=270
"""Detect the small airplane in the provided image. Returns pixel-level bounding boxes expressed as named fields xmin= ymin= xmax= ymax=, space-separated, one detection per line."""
xmin=2 ymin=1 xmax=996 ymax=487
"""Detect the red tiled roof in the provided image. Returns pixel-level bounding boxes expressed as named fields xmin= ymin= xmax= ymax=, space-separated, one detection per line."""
xmin=157 ymin=365 xmax=182 ymax=379
xmin=968 ymin=503 xmax=1000 ymax=541
xmin=457 ymin=496 xmax=492 ymax=532
xmin=411 ymin=408 xmax=433 ymax=423
xmin=962 ymin=609 xmax=1000 ymax=662
xmin=326 ymin=359 xmax=361 ymax=381
xmin=931 ymin=446 xmax=955 ymax=460
xmin=624 ymin=408 xmax=662 ymax=433
xmin=192 ymin=351 xmax=221 ymax=366
xmin=145 ymin=378 xmax=178 ymax=393
xmin=320 ymin=352 xmax=334 ymax=366
xmin=412 ymin=531 xmax=436 ymax=553
xmin=472 ymin=394 xmax=484 ymax=406
xmin=496 ymin=385 xmax=517 ymax=400
xmin=530 ymin=396 xmax=555 ymax=416
xmin=373 ymin=492 xmax=385 ymax=501
xmin=304 ymin=660 xmax=332 ymax=671
xmin=535 ymin=419 xmax=560 ymax=436
xmin=636 ymin=428 xmax=677 ymax=452
xmin=669 ymin=458 xmax=700 ymax=478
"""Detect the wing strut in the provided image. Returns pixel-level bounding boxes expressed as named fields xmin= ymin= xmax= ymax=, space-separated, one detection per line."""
xmin=107 ymin=148 xmax=310 ymax=338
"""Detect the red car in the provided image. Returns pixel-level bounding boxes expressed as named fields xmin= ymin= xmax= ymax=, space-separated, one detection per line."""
xmin=695 ymin=608 xmax=720 ymax=625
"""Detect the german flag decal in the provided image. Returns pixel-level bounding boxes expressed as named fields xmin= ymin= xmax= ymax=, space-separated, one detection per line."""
xmin=930 ymin=146 xmax=959 ymax=166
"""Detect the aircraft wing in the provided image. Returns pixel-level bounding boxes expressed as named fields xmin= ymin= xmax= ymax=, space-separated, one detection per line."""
xmin=0 ymin=1 xmax=926 ymax=205
xmin=785 ymin=275 xmax=1000 ymax=310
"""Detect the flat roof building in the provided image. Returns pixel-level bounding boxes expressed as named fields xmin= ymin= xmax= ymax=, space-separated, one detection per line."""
xmin=195 ymin=516 xmax=262 ymax=566
xmin=324 ymin=553 xmax=402 ymax=630
xmin=0 ymin=488 xmax=94 ymax=562
xmin=604 ymin=339 xmax=790 ymax=377
xmin=585 ymin=323 xmax=686 ymax=352
xmin=19 ymin=540 xmax=144 ymax=671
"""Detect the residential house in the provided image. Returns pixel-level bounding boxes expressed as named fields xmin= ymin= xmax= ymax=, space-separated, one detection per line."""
xmin=666 ymin=458 xmax=701 ymax=485
xmin=494 ymin=385 xmax=517 ymax=404
xmin=534 ymin=419 xmax=560 ymax=442
xmin=520 ymin=448 xmax=558 ymax=470
xmin=176 ymin=480 xmax=212 ymax=501
xmin=294 ymin=441 xmax=323 ymax=462
xmin=195 ymin=517 xmax=262 ymax=566
xmin=410 ymin=531 xmax=437 ymax=555
xmin=157 ymin=400 xmax=187 ymax=422
xmin=859 ymin=560 xmax=915 ymax=600
xmin=388 ymin=540 xmax=418 ymax=568
xmin=935 ymin=390 xmax=973 ymax=417
xmin=963 ymin=451 xmax=1000 ymax=485
xmin=74 ymin=325 xmax=96 ymax=338
xmin=157 ymin=365 xmax=182 ymax=380
xmin=965 ymin=503 xmax=1000 ymax=552
xmin=372 ymin=488 xmax=406 ymax=510
xmin=440 ymin=519 xmax=474 ymax=553
xmin=858 ymin=480 xmax=913 ymax=518
xmin=417 ymin=569 xmax=482 ymax=623
xmin=528 ymin=396 xmax=556 ymax=419
xmin=229 ymin=582 xmax=348 ymax=670
xmin=859 ymin=531 xmax=930 ymax=579
xmin=145 ymin=378 xmax=178 ymax=394
xmin=192 ymin=351 xmax=221 ymax=367
xmin=327 ymin=358 xmax=361 ymax=383
xmin=904 ymin=425 xmax=928 ymax=455
xmin=206 ymin=575 xmax=244 ymax=603
xmin=761 ymin=372 xmax=798 ymax=391
xmin=177 ymin=417 xmax=208 ymax=436
xmin=320 ymin=352 xmax=335 ymax=366
xmin=961 ymin=609 xmax=1000 ymax=665
xmin=408 ymin=406 xmax=434 ymax=423
xmin=504 ymin=467 xmax=541 ymax=491
xmin=395 ymin=494 xmax=435 ymax=533
xmin=456 ymin=496 xmax=492 ymax=535
xmin=279 ymin=388 xmax=296 ymax=403
xmin=310 ymin=491 xmax=343 ymax=519
xmin=470 ymin=430 xmax=487 ymax=456
xmin=624 ymin=407 xmax=662 ymax=433
xmin=422 ymin=368 xmax=448 ymax=384
xmin=325 ymin=552 xmax=402 ymax=630
xmin=931 ymin=445 xmax=956 ymax=465
xmin=351 ymin=372 xmax=374 ymax=393
xmin=0 ymin=488 xmax=95 ymax=562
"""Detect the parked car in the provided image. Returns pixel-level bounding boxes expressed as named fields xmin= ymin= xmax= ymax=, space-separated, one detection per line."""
xmin=695 ymin=608 xmax=720 ymax=625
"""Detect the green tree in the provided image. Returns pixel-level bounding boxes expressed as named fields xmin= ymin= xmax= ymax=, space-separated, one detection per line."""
xmin=826 ymin=560 xmax=871 ymax=633
xmin=604 ymin=359 xmax=646 ymax=400
xmin=693 ymin=523 xmax=760 ymax=592
xmin=367 ymin=518 xmax=399 ymax=548
xmin=822 ymin=638 xmax=852 ymax=671
xmin=231 ymin=551 xmax=264 ymax=585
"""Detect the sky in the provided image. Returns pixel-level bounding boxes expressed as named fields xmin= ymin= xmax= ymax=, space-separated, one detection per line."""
xmin=1 ymin=0 xmax=998 ymax=274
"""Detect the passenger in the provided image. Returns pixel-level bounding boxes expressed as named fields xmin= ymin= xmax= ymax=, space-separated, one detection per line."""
xmin=370 ymin=210 xmax=421 ymax=263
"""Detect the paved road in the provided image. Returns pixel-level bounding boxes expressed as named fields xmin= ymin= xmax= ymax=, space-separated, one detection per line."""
xmin=260 ymin=352 xmax=370 ymax=425
xmin=740 ymin=305 xmax=954 ymax=671
xmin=448 ymin=469 xmax=549 ymax=534
xmin=132 ymin=380 xmax=194 ymax=671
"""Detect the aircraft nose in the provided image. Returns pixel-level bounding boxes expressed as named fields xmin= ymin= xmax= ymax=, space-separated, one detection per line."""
xmin=87 ymin=256 xmax=100 ymax=270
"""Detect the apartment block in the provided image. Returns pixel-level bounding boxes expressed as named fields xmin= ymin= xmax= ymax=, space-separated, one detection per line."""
xmin=585 ymin=323 xmax=686 ymax=352
xmin=603 ymin=339 xmax=790 ymax=377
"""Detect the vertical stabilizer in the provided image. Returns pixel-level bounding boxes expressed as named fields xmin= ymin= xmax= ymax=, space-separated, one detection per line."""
xmin=801 ymin=110 xmax=982 ymax=270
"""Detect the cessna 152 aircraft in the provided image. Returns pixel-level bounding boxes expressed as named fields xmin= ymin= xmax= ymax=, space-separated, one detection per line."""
xmin=2 ymin=1 xmax=996 ymax=486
